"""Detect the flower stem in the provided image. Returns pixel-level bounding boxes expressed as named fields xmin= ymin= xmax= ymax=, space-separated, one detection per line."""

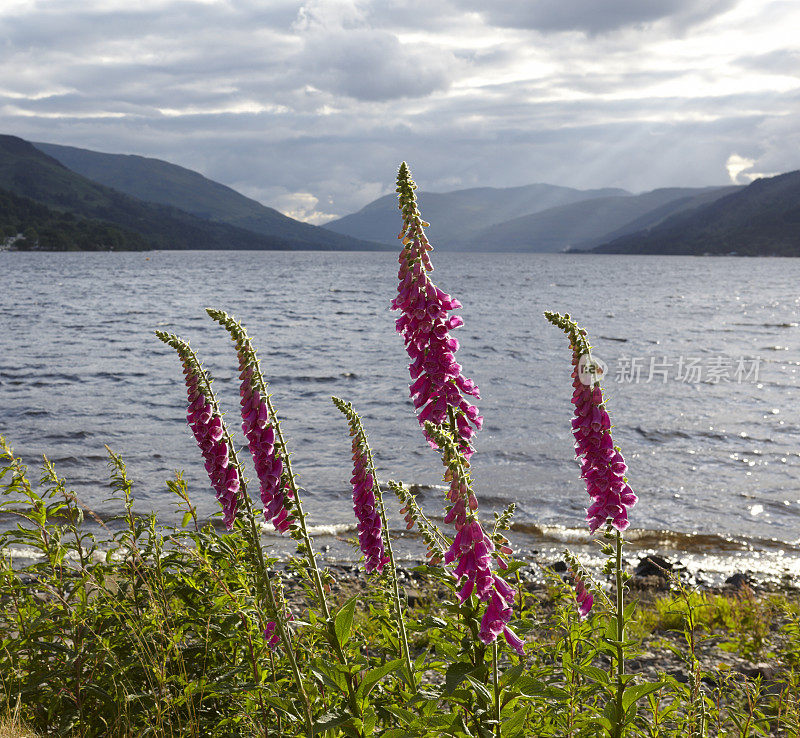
xmin=613 ymin=527 xmax=625 ymax=738
xmin=209 ymin=414 xmax=314 ymax=735
xmin=241 ymin=488 xmax=314 ymax=736
xmin=493 ymin=640 xmax=502 ymax=738
xmin=370 ymin=469 xmax=416 ymax=690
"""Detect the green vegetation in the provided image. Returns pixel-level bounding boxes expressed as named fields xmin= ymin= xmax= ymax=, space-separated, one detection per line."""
xmin=0 ymin=188 xmax=147 ymax=251
xmin=1 ymin=439 xmax=798 ymax=737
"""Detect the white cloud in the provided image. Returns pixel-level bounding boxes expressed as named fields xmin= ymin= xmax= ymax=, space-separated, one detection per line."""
xmin=726 ymin=153 xmax=781 ymax=184
xmin=272 ymin=191 xmax=339 ymax=224
xmin=726 ymin=153 xmax=756 ymax=183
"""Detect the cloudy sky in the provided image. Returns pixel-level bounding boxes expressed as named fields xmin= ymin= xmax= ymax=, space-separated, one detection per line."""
xmin=1 ymin=0 xmax=799 ymax=223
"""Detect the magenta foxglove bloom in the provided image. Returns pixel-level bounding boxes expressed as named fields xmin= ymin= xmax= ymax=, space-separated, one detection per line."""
xmin=545 ymin=311 xmax=638 ymax=618
xmin=238 ymin=362 xmax=295 ymax=534
xmin=183 ymin=364 xmax=240 ymax=529
xmin=570 ymin=353 xmax=637 ymax=533
xmin=443 ymin=475 xmax=478 ymax=532
xmin=572 ymin=571 xmax=594 ymax=619
xmin=392 ymin=164 xmax=482 ymax=459
xmin=263 ymin=608 xmax=294 ymax=652
xmin=444 ymin=520 xmax=525 ymax=655
xmin=263 ymin=621 xmax=280 ymax=650
xmin=350 ymin=437 xmax=389 ymax=573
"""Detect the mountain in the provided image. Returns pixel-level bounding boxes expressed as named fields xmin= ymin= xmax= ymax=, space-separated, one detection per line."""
xmin=34 ymin=141 xmax=378 ymax=250
xmin=463 ymin=186 xmax=738 ymax=252
xmin=592 ymin=170 xmax=800 ymax=256
xmin=0 ymin=186 xmax=147 ymax=251
xmin=0 ymin=135 xmax=317 ymax=250
xmin=323 ymin=183 xmax=630 ymax=248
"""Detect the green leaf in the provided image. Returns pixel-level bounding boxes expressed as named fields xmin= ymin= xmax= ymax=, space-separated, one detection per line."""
xmin=622 ymin=681 xmax=666 ymax=712
xmin=579 ymin=665 xmax=610 ymax=684
xmin=603 ymin=697 xmax=619 ymax=724
xmin=502 ymin=706 xmax=528 ymax=736
xmin=500 ymin=560 xmax=527 ymax=575
xmin=262 ymin=696 xmax=291 ymax=711
xmin=515 ymin=677 xmax=569 ymax=701
xmin=313 ymin=712 xmax=351 ymax=732
xmin=381 ymin=705 xmax=415 ymax=725
xmin=357 ymin=658 xmax=404 ymax=701
xmin=465 ymin=675 xmax=493 ymax=704
xmin=310 ymin=664 xmax=346 ymax=694
xmin=445 ymin=661 xmax=475 ymax=695
xmin=334 ymin=595 xmax=358 ymax=648
xmin=501 ymin=661 xmax=525 ymax=689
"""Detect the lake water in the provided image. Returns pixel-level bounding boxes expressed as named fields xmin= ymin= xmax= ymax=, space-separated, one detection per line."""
xmin=2 ymin=251 xmax=800 ymax=582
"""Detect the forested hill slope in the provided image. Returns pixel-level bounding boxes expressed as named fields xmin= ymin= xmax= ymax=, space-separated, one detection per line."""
xmin=0 ymin=135 xmax=382 ymax=250
xmin=593 ymin=170 xmax=800 ymax=256
xmin=34 ymin=140 xmax=382 ymax=250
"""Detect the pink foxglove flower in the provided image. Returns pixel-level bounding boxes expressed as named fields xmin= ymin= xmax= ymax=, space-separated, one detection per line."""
xmin=573 ymin=572 xmax=594 ymax=619
xmin=238 ymin=362 xmax=295 ymax=534
xmin=393 ymin=166 xmax=522 ymax=654
xmin=263 ymin=608 xmax=294 ymax=652
xmin=204 ymin=309 xmax=298 ymax=535
xmin=263 ymin=621 xmax=280 ymax=650
xmin=546 ymin=312 xmax=637 ymax=534
xmin=443 ymin=473 xmax=478 ymax=532
xmin=445 ymin=520 xmax=525 ymax=655
xmin=184 ymin=366 xmax=240 ymax=529
xmin=392 ymin=163 xmax=482 ymax=458
xmin=569 ymin=350 xmax=637 ymax=533
xmin=157 ymin=331 xmax=241 ymax=530
xmin=350 ymin=436 xmax=389 ymax=573
xmin=333 ymin=395 xmax=391 ymax=574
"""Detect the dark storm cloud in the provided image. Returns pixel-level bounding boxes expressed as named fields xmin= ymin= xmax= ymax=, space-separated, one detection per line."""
xmin=299 ymin=29 xmax=454 ymax=101
xmin=457 ymin=0 xmax=738 ymax=34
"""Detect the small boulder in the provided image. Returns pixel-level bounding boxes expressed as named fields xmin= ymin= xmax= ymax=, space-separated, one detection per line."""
xmin=739 ymin=662 xmax=777 ymax=681
xmin=724 ymin=572 xmax=752 ymax=590
xmin=635 ymin=555 xmax=673 ymax=579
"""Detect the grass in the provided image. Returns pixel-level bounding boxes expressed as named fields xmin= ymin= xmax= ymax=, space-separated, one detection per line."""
xmin=0 ymin=701 xmax=41 ymax=738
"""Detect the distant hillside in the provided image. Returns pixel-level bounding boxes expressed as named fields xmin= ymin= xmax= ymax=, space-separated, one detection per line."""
xmin=0 ymin=186 xmax=147 ymax=251
xmin=34 ymin=141 xmax=381 ymax=250
xmin=324 ymin=183 xmax=630 ymax=248
xmin=592 ymin=171 xmax=800 ymax=256
xmin=465 ymin=186 xmax=737 ymax=252
xmin=0 ymin=135 xmax=324 ymax=250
